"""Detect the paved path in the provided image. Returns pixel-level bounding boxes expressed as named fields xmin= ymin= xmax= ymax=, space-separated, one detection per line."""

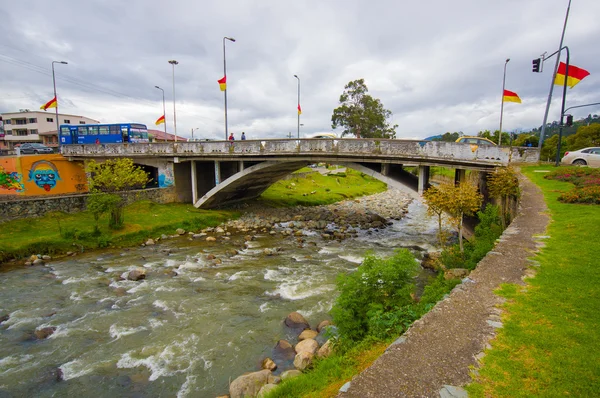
xmin=338 ymin=173 xmax=550 ymax=397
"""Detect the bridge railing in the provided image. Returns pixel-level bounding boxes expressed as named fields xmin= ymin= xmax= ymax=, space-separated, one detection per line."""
xmin=61 ymin=139 xmax=540 ymax=165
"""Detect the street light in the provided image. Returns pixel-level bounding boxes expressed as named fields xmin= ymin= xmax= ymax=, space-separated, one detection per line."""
xmin=223 ymin=36 xmax=236 ymax=140
xmin=191 ymin=127 xmax=199 ymax=141
xmin=155 ymin=85 xmax=167 ymax=142
xmin=294 ymin=74 xmax=300 ymax=139
xmin=168 ymin=60 xmax=179 ymax=142
xmin=498 ymin=58 xmax=510 ymax=145
xmin=52 ymin=61 xmax=68 ymax=142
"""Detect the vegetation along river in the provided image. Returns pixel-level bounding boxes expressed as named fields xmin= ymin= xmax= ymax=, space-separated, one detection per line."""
xmin=0 ymin=189 xmax=449 ymax=397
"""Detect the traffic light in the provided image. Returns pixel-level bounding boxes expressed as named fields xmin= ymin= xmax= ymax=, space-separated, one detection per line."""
xmin=532 ymin=58 xmax=541 ymax=73
xmin=566 ymin=114 xmax=573 ymax=126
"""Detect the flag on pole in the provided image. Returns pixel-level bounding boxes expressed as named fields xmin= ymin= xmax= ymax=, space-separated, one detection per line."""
xmin=297 ymin=104 xmax=302 ymax=115
xmin=218 ymin=76 xmax=227 ymax=91
xmin=155 ymin=115 xmax=165 ymax=125
xmin=554 ymin=62 xmax=590 ymax=88
xmin=503 ymin=90 xmax=521 ymax=103
xmin=40 ymin=96 xmax=57 ymax=111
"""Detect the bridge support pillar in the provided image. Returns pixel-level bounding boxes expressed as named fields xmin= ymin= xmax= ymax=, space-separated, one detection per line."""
xmin=455 ymin=168 xmax=466 ymax=185
xmin=417 ymin=165 xmax=430 ymax=195
xmin=214 ymin=161 xmax=221 ymax=185
xmin=239 ymin=161 xmax=245 ymax=171
xmin=381 ymin=163 xmax=389 ymax=176
xmin=191 ymin=160 xmax=198 ymax=203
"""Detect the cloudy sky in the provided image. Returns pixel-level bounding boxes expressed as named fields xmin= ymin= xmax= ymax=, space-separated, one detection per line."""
xmin=1 ymin=0 xmax=599 ymax=140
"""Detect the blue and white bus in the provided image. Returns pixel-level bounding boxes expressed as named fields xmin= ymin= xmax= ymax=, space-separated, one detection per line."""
xmin=59 ymin=123 xmax=149 ymax=145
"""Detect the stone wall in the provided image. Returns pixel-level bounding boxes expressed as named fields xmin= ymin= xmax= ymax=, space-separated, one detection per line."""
xmin=0 ymin=187 xmax=177 ymax=223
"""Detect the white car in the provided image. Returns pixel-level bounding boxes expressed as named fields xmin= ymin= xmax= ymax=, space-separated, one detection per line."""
xmin=561 ymin=147 xmax=600 ymax=167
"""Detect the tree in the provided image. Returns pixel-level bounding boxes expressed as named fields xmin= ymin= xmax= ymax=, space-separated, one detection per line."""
xmin=566 ymin=124 xmax=600 ymax=150
xmin=86 ymin=158 xmax=149 ymax=229
xmin=423 ymin=185 xmax=450 ymax=247
xmin=487 ymin=166 xmax=520 ymax=228
xmin=331 ymin=79 xmax=397 ymax=139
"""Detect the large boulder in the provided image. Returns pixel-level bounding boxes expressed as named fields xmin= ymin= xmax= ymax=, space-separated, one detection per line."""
xmin=0 ymin=314 xmax=9 ymax=324
xmin=298 ymin=329 xmax=318 ymax=341
xmin=257 ymin=384 xmax=278 ymax=397
xmin=316 ymin=320 xmax=332 ymax=332
xmin=127 ymin=268 xmax=146 ymax=281
xmin=229 ymin=369 xmax=271 ymax=398
xmin=295 ymin=338 xmax=318 ymax=355
xmin=317 ymin=339 xmax=333 ymax=358
xmin=273 ymin=339 xmax=296 ymax=360
xmin=293 ymin=351 xmax=314 ymax=370
xmin=285 ymin=312 xmax=310 ymax=330
xmin=261 ymin=357 xmax=277 ymax=371
xmin=280 ymin=369 xmax=302 ymax=380
xmin=35 ymin=327 xmax=56 ymax=339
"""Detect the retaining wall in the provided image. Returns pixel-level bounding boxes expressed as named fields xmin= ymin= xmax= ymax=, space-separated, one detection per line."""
xmin=0 ymin=187 xmax=177 ymax=223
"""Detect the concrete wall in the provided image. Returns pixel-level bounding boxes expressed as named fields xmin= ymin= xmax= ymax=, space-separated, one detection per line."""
xmin=0 ymin=187 xmax=177 ymax=223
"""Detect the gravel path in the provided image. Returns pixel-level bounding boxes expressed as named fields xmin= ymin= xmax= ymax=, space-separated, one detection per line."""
xmin=338 ymin=173 xmax=550 ymax=397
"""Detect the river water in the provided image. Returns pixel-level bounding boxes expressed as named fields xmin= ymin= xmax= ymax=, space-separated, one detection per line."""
xmin=0 ymin=198 xmax=445 ymax=397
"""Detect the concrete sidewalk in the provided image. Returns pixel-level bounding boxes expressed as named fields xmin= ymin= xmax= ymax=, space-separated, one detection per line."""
xmin=338 ymin=173 xmax=550 ymax=397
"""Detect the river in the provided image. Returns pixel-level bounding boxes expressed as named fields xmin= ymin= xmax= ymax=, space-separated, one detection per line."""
xmin=0 ymin=193 xmax=446 ymax=397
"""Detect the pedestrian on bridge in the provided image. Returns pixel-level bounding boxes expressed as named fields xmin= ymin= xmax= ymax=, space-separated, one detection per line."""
xmin=241 ymin=132 xmax=246 ymax=140
xmin=228 ymin=133 xmax=235 ymax=144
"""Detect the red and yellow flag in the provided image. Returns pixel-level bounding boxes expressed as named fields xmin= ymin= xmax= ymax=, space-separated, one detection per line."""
xmin=218 ymin=76 xmax=227 ymax=91
xmin=503 ymin=90 xmax=521 ymax=103
xmin=155 ymin=115 xmax=165 ymax=125
xmin=297 ymin=104 xmax=302 ymax=115
xmin=554 ymin=62 xmax=590 ymax=88
xmin=40 ymin=96 xmax=57 ymax=111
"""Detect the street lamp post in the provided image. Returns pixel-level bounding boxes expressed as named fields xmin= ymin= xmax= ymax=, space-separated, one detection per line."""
xmin=155 ymin=85 xmax=167 ymax=142
xmin=223 ymin=36 xmax=236 ymax=140
xmin=168 ymin=60 xmax=179 ymax=142
xmin=52 ymin=61 xmax=68 ymax=142
xmin=294 ymin=74 xmax=300 ymax=139
xmin=498 ymin=58 xmax=510 ymax=145
xmin=191 ymin=127 xmax=199 ymax=141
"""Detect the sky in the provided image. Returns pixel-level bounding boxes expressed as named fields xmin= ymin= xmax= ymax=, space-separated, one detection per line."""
xmin=1 ymin=0 xmax=599 ymax=141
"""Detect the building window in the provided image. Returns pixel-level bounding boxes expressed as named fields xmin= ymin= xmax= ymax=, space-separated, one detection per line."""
xmin=79 ymin=121 xmax=86 ymax=124
xmin=64 ymin=119 xmax=71 ymax=124
xmin=15 ymin=129 xmax=28 ymax=136
xmin=15 ymin=119 xmax=26 ymax=125
xmin=46 ymin=117 xmax=53 ymax=122
xmin=29 ymin=129 xmax=38 ymax=135
xmin=5 ymin=120 xmax=11 ymax=125
xmin=6 ymin=130 xmax=12 ymax=135
xmin=28 ymin=118 xmax=37 ymax=123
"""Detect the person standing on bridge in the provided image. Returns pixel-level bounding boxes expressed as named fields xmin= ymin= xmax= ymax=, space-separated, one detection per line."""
xmin=228 ymin=133 xmax=235 ymax=144
xmin=241 ymin=132 xmax=246 ymax=140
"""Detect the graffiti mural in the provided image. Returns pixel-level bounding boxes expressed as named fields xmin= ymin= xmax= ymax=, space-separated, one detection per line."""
xmin=0 ymin=165 xmax=24 ymax=192
xmin=0 ymin=154 xmax=88 ymax=196
xmin=158 ymin=162 xmax=174 ymax=188
xmin=28 ymin=160 xmax=62 ymax=192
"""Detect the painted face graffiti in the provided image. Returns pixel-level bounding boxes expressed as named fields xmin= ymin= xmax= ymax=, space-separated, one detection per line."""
xmin=28 ymin=160 xmax=61 ymax=192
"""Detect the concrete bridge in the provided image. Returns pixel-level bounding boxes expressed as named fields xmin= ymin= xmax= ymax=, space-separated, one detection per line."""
xmin=62 ymin=138 xmax=539 ymax=208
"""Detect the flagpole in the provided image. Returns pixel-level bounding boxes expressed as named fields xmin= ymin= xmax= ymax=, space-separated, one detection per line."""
xmin=223 ymin=36 xmax=236 ymax=140
xmin=555 ymin=46 xmax=570 ymax=167
xmin=168 ymin=60 xmax=178 ymax=143
xmin=498 ymin=58 xmax=510 ymax=145
xmin=294 ymin=74 xmax=300 ymax=139
xmin=539 ymin=0 xmax=572 ymax=153
xmin=51 ymin=61 xmax=67 ymax=143
xmin=155 ymin=85 xmax=167 ymax=142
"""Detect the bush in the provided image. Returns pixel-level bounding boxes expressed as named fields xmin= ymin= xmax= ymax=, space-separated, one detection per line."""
xmin=330 ymin=250 xmax=418 ymax=342
xmin=545 ymin=167 xmax=600 ymax=204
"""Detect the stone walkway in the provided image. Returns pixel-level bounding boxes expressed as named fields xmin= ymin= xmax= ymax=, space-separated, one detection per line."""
xmin=338 ymin=173 xmax=550 ymax=397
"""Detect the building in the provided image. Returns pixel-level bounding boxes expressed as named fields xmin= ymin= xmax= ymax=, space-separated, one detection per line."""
xmin=0 ymin=110 xmax=100 ymax=150
xmin=147 ymin=129 xmax=188 ymax=142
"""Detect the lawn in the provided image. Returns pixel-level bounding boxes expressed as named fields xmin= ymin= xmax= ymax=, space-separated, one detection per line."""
xmin=466 ymin=165 xmax=600 ymax=397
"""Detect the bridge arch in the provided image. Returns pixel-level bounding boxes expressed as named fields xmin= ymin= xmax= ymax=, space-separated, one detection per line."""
xmin=194 ymin=160 xmax=421 ymax=209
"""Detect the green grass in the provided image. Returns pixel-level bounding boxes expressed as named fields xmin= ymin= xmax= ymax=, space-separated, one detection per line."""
xmin=466 ymin=165 xmax=600 ymax=397
xmin=259 ymin=168 xmax=387 ymax=207
xmin=0 ymin=201 xmax=236 ymax=265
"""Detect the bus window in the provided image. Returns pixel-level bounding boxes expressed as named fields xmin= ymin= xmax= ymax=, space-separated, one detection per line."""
xmin=88 ymin=126 xmax=98 ymax=136
xmin=78 ymin=126 xmax=88 ymax=136
xmin=99 ymin=126 xmax=110 ymax=135
xmin=61 ymin=127 xmax=70 ymax=136
xmin=121 ymin=126 xmax=129 ymax=142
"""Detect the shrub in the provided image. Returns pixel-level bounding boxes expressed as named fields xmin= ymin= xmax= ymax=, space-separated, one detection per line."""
xmin=545 ymin=167 xmax=600 ymax=204
xmin=331 ymin=249 xmax=418 ymax=342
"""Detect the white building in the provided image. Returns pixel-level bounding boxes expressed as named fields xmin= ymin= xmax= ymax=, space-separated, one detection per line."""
xmin=0 ymin=109 xmax=100 ymax=150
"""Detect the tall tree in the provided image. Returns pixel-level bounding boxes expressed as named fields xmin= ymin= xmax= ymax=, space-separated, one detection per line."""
xmin=331 ymin=79 xmax=397 ymax=139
